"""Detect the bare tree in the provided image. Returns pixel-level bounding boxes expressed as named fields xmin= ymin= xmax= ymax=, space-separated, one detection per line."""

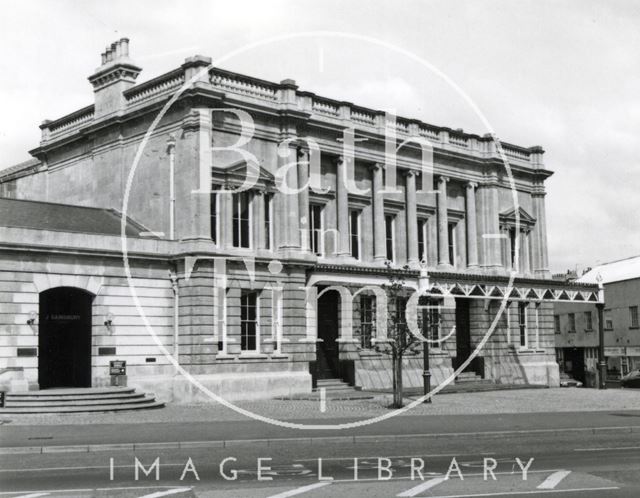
xmin=374 ymin=264 xmax=422 ymax=408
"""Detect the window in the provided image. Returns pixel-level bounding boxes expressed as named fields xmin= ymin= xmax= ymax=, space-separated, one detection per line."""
xmin=385 ymin=214 xmax=395 ymax=262
xmin=518 ymin=303 xmax=528 ymax=347
xmin=584 ymin=311 xmax=593 ymax=331
xmin=509 ymin=227 xmax=517 ymax=268
xmin=210 ymin=185 xmax=220 ymax=244
xmin=394 ymin=297 xmax=407 ymax=332
xmin=604 ymin=309 xmax=613 ymax=330
xmin=240 ymin=292 xmax=259 ymax=352
xmin=310 ymin=204 xmax=323 ymax=256
xmin=419 ymin=297 xmax=440 ymax=343
xmin=264 ymin=194 xmax=273 ymax=250
xmin=554 ymin=315 xmax=560 ymax=334
xmin=349 ymin=210 xmax=361 ymax=260
xmin=568 ymin=313 xmax=576 ymax=333
xmin=359 ymin=295 xmax=375 ymax=349
xmin=417 ymin=219 xmax=428 ymax=264
xmin=448 ymin=223 xmax=457 ymax=266
xmin=232 ymin=191 xmax=252 ymax=248
xmin=631 ymin=306 xmax=639 ymax=328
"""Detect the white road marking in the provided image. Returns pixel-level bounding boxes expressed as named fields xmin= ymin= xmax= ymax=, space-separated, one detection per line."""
xmin=136 ymin=488 xmax=191 ymax=498
xmin=14 ymin=493 xmax=50 ymax=498
xmin=266 ymin=481 xmax=332 ymax=498
xmin=319 ymin=387 xmax=326 ymax=412
xmin=397 ymin=476 xmax=447 ymax=496
xmin=295 ymin=452 xmax=495 ymax=462
xmin=425 ymin=487 xmax=619 ymax=498
xmin=0 ymin=487 xmax=186 ymax=496
xmin=537 ymin=470 xmax=571 ymax=489
xmin=574 ymin=445 xmax=640 ymax=452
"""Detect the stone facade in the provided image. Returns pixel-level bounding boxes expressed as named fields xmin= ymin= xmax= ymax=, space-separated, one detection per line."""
xmin=0 ymin=39 xmax=597 ymax=400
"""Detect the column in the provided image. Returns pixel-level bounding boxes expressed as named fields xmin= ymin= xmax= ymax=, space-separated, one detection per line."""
xmin=521 ymin=230 xmax=531 ymax=275
xmin=405 ymin=170 xmax=419 ymax=267
xmin=335 ymin=156 xmax=350 ymax=257
xmin=219 ymin=188 xmax=233 ymax=248
xmin=371 ymin=163 xmax=386 ymax=263
xmin=465 ymin=182 xmax=479 ymax=269
xmin=254 ymin=190 xmax=265 ymax=249
xmin=477 ymin=183 xmax=502 ymax=271
xmin=297 ymin=148 xmax=310 ymax=252
xmin=437 ymin=176 xmax=451 ymax=267
xmin=531 ymin=189 xmax=550 ymax=277
xmin=277 ymin=142 xmax=300 ymax=250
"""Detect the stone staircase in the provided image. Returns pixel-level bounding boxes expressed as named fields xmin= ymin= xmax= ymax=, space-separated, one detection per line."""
xmin=0 ymin=387 xmax=164 ymax=414
xmin=455 ymin=371 xmax=493 ymax=384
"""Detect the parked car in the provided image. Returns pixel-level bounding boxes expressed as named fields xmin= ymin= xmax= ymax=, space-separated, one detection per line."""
xmin=559 ymin=372 xmax=583 ymax=387
xmin=621 ymin=369 xmax=640 ymax=388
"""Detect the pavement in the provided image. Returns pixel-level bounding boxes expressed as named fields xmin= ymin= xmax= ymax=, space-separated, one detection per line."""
xmin=2 ymin=387 xmax=639 ymax=427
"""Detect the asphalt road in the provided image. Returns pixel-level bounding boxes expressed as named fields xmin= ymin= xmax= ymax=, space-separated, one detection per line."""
xmin=3 ymin=410 xmax=640 ymax=448
xmin=2 ymin=411 xmax=640 ymax=497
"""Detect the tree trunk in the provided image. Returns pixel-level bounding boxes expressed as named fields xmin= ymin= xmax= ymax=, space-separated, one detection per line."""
xmin=392 ymin=351 xmax=404 ymax=408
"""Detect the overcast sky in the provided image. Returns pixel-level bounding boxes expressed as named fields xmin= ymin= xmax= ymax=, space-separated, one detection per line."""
xmin=1 ymin=0 xmax=638 ymax=273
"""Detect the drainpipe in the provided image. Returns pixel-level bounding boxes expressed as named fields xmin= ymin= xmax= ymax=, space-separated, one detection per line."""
xmin=169 ymin=268 xmax=179 ymax=368
xmin=167 ymin=135 xmax=176 ymax=240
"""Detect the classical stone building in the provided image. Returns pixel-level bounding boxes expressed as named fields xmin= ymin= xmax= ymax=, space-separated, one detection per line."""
xmin=0 ymin=39 xmax=599 ymax=401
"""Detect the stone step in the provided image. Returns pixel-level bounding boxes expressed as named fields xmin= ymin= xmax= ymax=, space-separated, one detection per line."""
xmin=0 ymin=399 xmax=165 ymax=414
xmin=6 ymin=394 xmax=153 ymax=408
xmin=0 ymin=387 xmax=164 ymax=414
xmin=5 ymin=392 xmax=145 ymax=403
xmin=7 ymin=387 xmax=135 ymax=398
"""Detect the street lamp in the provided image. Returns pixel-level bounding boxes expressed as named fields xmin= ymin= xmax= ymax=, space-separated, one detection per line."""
xmin=596 ymin=274 xmax=607 ymax=390
xmin=422 ymin=300 xmax=435 ymax=403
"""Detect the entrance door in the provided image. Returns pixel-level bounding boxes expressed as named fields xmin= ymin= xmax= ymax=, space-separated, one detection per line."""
xmin=38 ymin=287 xmax=93 ymax=389
xmin=455 ymin=298 xmax=472 ymax=371
xmin=316 ymin=289 xmax=340 ymax=379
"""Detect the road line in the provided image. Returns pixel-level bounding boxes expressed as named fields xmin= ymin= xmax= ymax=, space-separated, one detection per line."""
xmin=136 ymin=488 xmax=191 ymax=498
xmin=0 ymin=487 xmax=187 ymax=496
xmin=425 ymin=487 xmax=619 ymax=498
xmin=265 ymin=482 xmax=332 ymax=498
xmin=320 ymin=388 xmax=326 ymax=413
xmin=295 ymin=452 xmax=495 ymax=461
xmin=14 ymin=493 xmax=50 ymax=498
xmin=574 ymin=445 xmax=640 ymax=452
xmin=0 ymin=463 xmax=188 ymax=473
xmin=537 ymin=470 xmax=571 ymax=489
xmin=397 ymin=477 xmax=447 ymax=496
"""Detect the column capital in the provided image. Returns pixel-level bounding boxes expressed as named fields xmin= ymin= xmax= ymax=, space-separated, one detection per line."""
xmin=466 ymin=181 xmax=478 ymax=189
xmin=297 ymin=147 xmax=310 ymax=160
xmin=334 ymin=155 xmax=345 ymax=166
xmin=404 ymin=169 xmax=419 ymax=178
xmin=438 ymin=175 xmax=450 ymax=184
xmin=369 ymin=162 xmax=385 ymax=172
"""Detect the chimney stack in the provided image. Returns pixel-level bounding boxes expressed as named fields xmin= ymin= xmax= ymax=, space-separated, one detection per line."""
xmin=88 ymin=38 xmax=142 ymax=119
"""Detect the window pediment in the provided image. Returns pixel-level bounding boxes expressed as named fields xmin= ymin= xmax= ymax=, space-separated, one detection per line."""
xmin=500 ymin=206 xmax=536 ymax=229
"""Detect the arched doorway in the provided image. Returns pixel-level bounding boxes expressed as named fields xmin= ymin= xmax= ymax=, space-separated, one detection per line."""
xmin=38 ymin=287 xmax=93 ymax=389
xmin=316 ymin=289 xmax=341 ymax=379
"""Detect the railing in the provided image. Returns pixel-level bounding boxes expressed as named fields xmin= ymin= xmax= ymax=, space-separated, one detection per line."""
xmin=211 ymin=71 xmax=278 ymax=101
xmin=312 ymin=97 xmax=340 ymax=117
xmin=126 ymin=71 xmax=185 ymax=104
xmin=47 ymin=107 xmax=95 ymax=138
xmin=351 ymin=108 xmax=375 ymax=125
xmin=501 ymin=143 xmax=530 ymax=161
xmin=449 ymin=134 xmax=469 ymax=148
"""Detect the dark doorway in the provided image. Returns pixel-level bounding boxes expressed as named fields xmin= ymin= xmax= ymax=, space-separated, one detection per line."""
xmin=564 ymin=347 xmax=586 ymax=384
xmin=455 ymin=297 xmax=472 ymax=371
xmin=38 ymin=287 xmax=93 ymax=389
xmin=316 ymin=289 xmax=341 ymax=379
